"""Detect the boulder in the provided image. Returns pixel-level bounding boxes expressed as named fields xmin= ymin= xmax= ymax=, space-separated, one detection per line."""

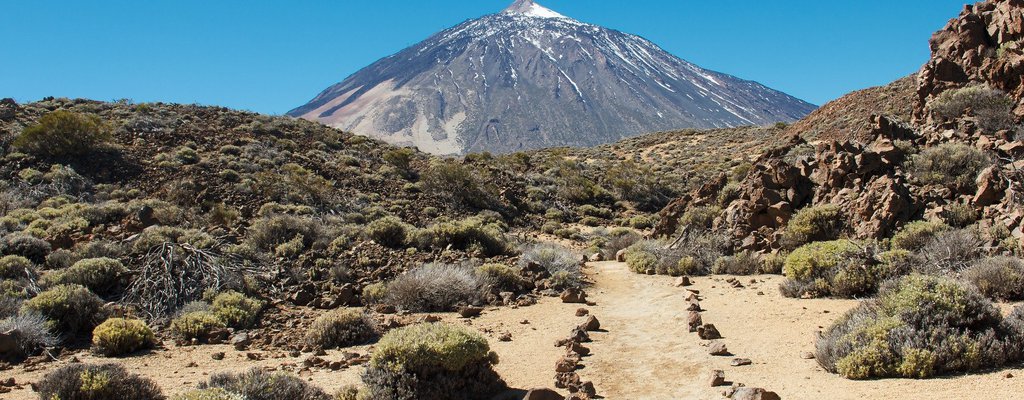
xmin=974 ymin=166 xmax=1007 ymax=206
xmin=580 ymin=316 xmax=601 ymax=331
xmin=458 ymin=306 xmax=484 ymax=318
xmin=674 ymin=276 xmax=692 ymax=287
xmin=615 ymin=249 xmax=627 ymax=262
xmin=560 ymin=288 xmax=587 ymax=304
xmin=524 ymin=388 xmax=565 ymax=400
xmin=730 ymin=387 xmax=781 ymax=400
xmin=687 ymin=311 xmax=703 ymax=332
xmin=698 ymin=324 xmax=722 ymax=340
xmin=555 ymin=357 xmax=578 ymax=373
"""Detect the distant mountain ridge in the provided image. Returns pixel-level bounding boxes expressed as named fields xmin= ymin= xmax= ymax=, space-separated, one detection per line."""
xmin=289 ymin=0 xmax=816 ymax=154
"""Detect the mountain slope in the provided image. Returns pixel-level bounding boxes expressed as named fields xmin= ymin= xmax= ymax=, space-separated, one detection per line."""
xmin=288 ymin=0 xmax=816 ymax=154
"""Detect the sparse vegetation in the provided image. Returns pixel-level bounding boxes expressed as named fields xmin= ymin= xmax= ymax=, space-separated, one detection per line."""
xmin=909 ymin=143 xmax=990 ymax=192
xmin=928 ymin=85 xmax=1015 ymax=133
xmin=13 ymin=110 xmax=112 ymax=157
xmin=198 ymin=368 xmax=332 ymax=400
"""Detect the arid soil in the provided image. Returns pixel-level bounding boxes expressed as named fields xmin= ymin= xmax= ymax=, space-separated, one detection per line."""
xmin=4 ymin=261 xmax=1023 ymax=399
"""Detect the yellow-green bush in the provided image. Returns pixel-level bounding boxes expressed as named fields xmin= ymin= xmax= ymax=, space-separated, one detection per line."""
xmin=816 ymin=275 xmax=1012 ymax=379
xmin=364 ymin=323 xmax=504 ymax=399
xmin=210 ymin=291 xmax=263 ymax=328
xmin=170 ymin=311 xmax=225 ymax=340
xmin=172 ymin=388 xmax=244 ymax=400
xmin=909 ymin=143 xmax=990 ymax=192
xmin=783 ymin=240 xmax=860 ymax=281
xmin=891 ymin=220 xmax=950 ymax=251
xmin=303 ymin=309 xmax=373 ymax=349
xmin=781 ymin=205 xmax=846 ymax=249
xmin=365 ymin=216 xmax=411 ymax=248
xmin=13 ymin=110 xmax=112 ymax=157
xmin=45 ymin=257 xmax=127 ymax=293
xmin=22 ymin=283 xmax=104 ymax=334
xmin=92 ymin=317 xmax=156 ymax=356
xmin=361 ymin=282 xmax=388 ymax=304
xmin=0 ymin=255 xmax=33 ymax=280
xmin=371 ymin=323 xmax=493 ymax=372
xmin=416 ymin=216 xmax=511 ymax=257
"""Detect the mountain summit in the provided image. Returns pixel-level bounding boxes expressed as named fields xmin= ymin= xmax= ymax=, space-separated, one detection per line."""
xmin=288 ymin=1 xmax=816 ymax=154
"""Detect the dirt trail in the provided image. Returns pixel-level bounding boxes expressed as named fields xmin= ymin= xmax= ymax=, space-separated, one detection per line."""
xmin=5 ymin=261 xmax=1024 ymax=399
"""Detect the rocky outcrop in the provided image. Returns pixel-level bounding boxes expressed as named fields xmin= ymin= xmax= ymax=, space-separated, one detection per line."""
xmin=915 ymin=0 xmax=1024 ymax=123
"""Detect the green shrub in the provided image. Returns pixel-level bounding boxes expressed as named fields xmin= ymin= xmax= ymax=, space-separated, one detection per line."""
xmin=361 ymin=282 xmax=388 ymax=305
xmin=13 ymin=110 xmax=112 ymax=157
xmin=45 ymin=257 xmax=127 ymax=294
xmin=929 ymin=85 xmax=1015 ymax=133
xmin=365 ymin=216 xmax=411 ymax=248
xmin=1 ymin=233 xmax=52 ymax=263
xmin=92 ymin=317 xmax=156 ymax=356
xmin=678 ymin=206 xmax=721 ymax=231
xmin=245 ymin=215 xmax=319 ymax=252
xmin=0 ymin=255 xmax=33 ymax=280
xmin=909 ymin=143 xmax=990 ymax=192
xmin=36 ymin=363 xmax=164 ymax=400
xmin=941 ymin=203 xmax=978 ymax=228
xmin=963 ymin=256 xmax=1024 ymax=300
xmin=762 ymin=252 xmax=787 ymax=275
xmin=22 ymin=283 xmax=104 ymax=335
xmin=304 ymin=309 xmax=373 ymax=350
xmin=387 ymin=264 xmax=483 ymax=312
xmin=420 ymin=160 xmax=498 ymax=209
xmin=364 ymin=323 xmax=504 ymax=400
xmin=417 ymin=217 xmax=511 ymax=257
xmin=784 ymin=240 xmax=861 ymax=281
xmin=211 ymin=291 xmax=263 ymax=328
xmin=891 ymin=221 xmax=950 ymax=251
xmin=199 ymin=368 xmax=331 ymax=400
xmin=476 ymin=264 xmax=525 ymax=291
xmin=170 ymin=311 xmax=225 ymax=340
xmin=816 ymin=275 xmax=1014 ymax=379
xmin=781 ymin=205 xmax=846 ymax=249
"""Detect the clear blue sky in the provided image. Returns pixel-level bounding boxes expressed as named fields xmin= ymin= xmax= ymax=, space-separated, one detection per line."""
xmin=0 ymin=0 xmax=966 ymax=114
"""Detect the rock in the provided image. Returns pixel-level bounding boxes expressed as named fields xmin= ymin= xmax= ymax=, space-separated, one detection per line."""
xmin=730 ymin=358 xmax=753 ymax=366
xmin=687 ymin=311 xmax=703 ymax=332
xmin=554 ymin=371 xmax=581 ymax=389
xmin=698 ymin=324 xmax=722 ymax=340
xmin=674 ymin=276 xmax=692 ymax=287
xmin=560 ymin=288 xmax=587 ymax=304
xmin=373 ymin=304 xmax=396 ymax=314
xmin=709 ymin=369 xmax=727 ymax=387
xmin=575 ymin=308 xmax=589 ymax=317
xmin=211 ymin=352 xmax=225 ymax=360
xmin=974 ymin=166 xmax=1007 ymax=206
xmin=730 ymin=387 xmax=781 ymax=400
xmin=0 ymin=98 xmax=16 ymax=121
xmin=555 ymin=357 xmax=578 ymax=373
xmin=498 ymin=332 xmax=512 ymax=342
xmin=801 ymin=351 xmax=816 ymax=359
xmin=580 ymin=316 xmax=600 ymax=331
xmin=290 ymin=288 xmax=315 ymax=306
xmin=524 ymin=388 xmax=565 ymax=400
xmin=686 ymin=299 xmax=701 ymax=311
xmin=708 ymin=341 xmax=730 ymax=356
xmin=579 ymin=381 xmax=597 ymax=397
xmin=590 ymin=253 xmax=604 ymax=262
xmin=230 ymin=333 xmax=252 ymax=350
xmin=458 ymin=306 xmax=484 ymax=318
xmin=615 ymin=249 xmax=627 ymax=262
xmin=567 ymin=341 xmax=591 ymax=356
xmin=569 ymin=327 xmax=591 ymax=343
xmin=0 ymin=330 xmax=18 ymax=355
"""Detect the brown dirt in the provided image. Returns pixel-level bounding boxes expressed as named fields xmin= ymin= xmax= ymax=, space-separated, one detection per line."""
xmin=4 ymin=261 xmax=1023 ymax=399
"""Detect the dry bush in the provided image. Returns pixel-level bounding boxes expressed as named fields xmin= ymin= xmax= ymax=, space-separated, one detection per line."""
xmin=963 ymin=256 xmax=1024 ymax=300
xmin=929 ymin=85 xmax=1015 ymax=133
xmin=712 ymin=251 xmax=760 ymax=275
xmin=518 ymin=243 xmax=581 ymax=285
xmin=918 ymin=229 xmax=983 ymax=273
xmin=0 ymin=311 xmax=57 ymax=359
xmin=600 ymin=230 xmax=641 ymax=260
xmin=36 ymin=363 xmax=164 ymax=400
xmin=123 ymin=242 xmax=243 ymax=318
xmin=891 ymin=220 xmax=950 ymax=252
xmin=387 ymin=263 xmax=484 ymax=312
xmin=199 ymin=368 xmax=331 ymax=400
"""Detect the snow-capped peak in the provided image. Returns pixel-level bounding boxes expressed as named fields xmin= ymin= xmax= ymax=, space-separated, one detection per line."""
xmin=504 ymin=0 xmax=569 ymax=19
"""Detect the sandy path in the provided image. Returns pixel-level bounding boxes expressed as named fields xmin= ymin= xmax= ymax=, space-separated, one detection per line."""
xmin=5 ymin=261 xmax=1024 ymax=399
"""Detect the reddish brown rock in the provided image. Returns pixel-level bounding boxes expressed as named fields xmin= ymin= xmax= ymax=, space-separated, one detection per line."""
xmin=524 ymin=388 xmax=565 ymax=400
